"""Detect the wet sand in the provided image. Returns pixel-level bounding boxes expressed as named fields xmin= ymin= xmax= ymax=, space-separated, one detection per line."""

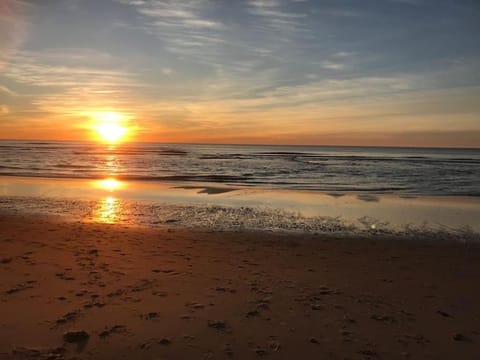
xmin=0 ymin=214 xmax=479 ymax=359
xmin=2 ymin=176 xmax=480 ymax=236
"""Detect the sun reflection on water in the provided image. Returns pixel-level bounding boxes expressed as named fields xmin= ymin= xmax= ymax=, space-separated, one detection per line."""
xmin=100 ymin=178 xmax=123 ymax=191
xmin=92 ymin=178 xmax=124 ymax=192
xmin=104 ymin=153 xmax=120 ymax=175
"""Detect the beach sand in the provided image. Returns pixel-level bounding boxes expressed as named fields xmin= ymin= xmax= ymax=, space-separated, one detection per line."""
xmin=0 ymin=214 xmax=479 ymax=359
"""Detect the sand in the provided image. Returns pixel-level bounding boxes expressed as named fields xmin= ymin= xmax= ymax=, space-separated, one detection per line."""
xmin=0 ymin=214 xmax=479 ymax=359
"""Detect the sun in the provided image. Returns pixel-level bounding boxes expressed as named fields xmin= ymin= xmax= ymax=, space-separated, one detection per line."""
xmin=91 ymin=112 xmax=130 ymax=143
xmin=96 ymin=123 xmax=127 ymax=143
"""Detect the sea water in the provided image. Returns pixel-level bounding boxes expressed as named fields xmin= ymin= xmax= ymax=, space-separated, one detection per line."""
xmin=1 ymin=141 xmax=479 ymax=196
xmin=1 ymin=141 xmax=479 ymax=240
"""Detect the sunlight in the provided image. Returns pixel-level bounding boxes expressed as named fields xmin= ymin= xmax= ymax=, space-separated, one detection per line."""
xmin=90 ymin=112 xmax=130 ymax=143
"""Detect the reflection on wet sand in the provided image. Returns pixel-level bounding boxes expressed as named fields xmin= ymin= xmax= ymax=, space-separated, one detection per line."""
xmin=94 ymin=196 xmax=120 ymax=224
xmin=1 ymin=176 xmax=480 ymax=233
xmin=91 ymin=178 xmax=126 ymax=224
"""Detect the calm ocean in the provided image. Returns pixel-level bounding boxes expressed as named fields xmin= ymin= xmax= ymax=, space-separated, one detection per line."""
xmin=0 ymin=140 xmax=479 ymax=196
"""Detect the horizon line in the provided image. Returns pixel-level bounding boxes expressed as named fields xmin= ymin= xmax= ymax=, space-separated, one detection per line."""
xmin=0 ymin=138 xmax=479 ymax=151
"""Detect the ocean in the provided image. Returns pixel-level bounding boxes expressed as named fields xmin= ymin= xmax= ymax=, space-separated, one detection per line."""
xmin=1 ymin=140 xmax=479 ymax=240
xmin=1 ymin=140 xmax=479 ymax=196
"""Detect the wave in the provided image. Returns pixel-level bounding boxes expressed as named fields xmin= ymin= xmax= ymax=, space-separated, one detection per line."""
xmin=199 ymin=152 xmax=480 ymax=165
xmin=1 ymin=142 xmax=479 ymax=196
xmin=53 ymin=164 xmax=94 ymax=169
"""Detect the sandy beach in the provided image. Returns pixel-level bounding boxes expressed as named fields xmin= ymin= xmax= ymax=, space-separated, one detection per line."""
xmin=2 ymin=0 xmax=480 ymax=358
xmin=1 ymin=214 xmax=479 ymax=359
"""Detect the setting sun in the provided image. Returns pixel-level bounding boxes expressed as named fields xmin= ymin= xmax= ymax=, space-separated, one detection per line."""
xmin=90 ymin=112 xmax=130 ymax=143
xmin=95 ymin=123 xmax=127 ymax=143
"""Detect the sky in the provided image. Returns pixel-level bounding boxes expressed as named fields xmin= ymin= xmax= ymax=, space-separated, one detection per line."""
xmin=0 ymin=0 xmax=479 ymax=147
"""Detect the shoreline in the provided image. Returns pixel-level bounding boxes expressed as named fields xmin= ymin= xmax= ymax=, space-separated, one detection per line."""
xmin=1 ymin=213 xmax=479 ymax=359
xmin=1 ymin=176 xmax=480 ymax=241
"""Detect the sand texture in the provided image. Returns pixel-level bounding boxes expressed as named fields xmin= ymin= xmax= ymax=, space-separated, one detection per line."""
xmin=0 ymin=214 xmax=479 ymax=359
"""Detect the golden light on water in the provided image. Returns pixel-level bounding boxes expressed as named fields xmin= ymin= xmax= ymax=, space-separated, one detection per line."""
xmin=95 ymin=178 xmax=123 ymax=192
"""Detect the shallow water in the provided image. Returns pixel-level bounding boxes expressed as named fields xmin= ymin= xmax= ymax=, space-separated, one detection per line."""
xmin=2 ymin=141 xmax=479 ymax=240
xmin=1 ymin=177 xmax=479 ymax=242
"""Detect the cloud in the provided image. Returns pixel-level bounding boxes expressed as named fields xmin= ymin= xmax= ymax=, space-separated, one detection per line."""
xmin=2 ymin=49 xmax=145 ymax=118
xmin=0 ymin=105 xmax=9 ymax=115
xmin=161 ymin=67 xmax=174 ymax=75
xmin=220 ymin=76 xmax=416 ymax=110
xmin=1 ymin=0 xmax=479 ymax=147
xmin=5 ymin=51 xmax=137 ymax=88
xmin=321 ymin=61 xmax=346 ymax=70
xmin=0 ymin=85 xmax=17 ymax=96
xmin=136 ymin=5 xmax=222 ymax=29
xmin=333 ymin=51 xmax=352 ymax=58
xmin=0 ymin=0 xmax=30 ymax=71
xmin=118 ymin=0 xmax=224 ymax=59
xmin=247 ymin=0 xmax=307 ymax=32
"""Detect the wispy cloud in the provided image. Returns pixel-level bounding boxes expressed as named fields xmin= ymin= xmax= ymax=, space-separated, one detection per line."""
xmin=134 ymin=2 xmax=222 ymax=29
xmin=5 ymin=51 xmax=137 ymax=88
xmin=247 ymin=0 xmax=307 ymax=32
xmin=0 ymin=0 xmax=30 ymax=71
xmin=3 ymin=49 xmax=145 ymax=118
xmin=117 ymin=0 xmax=224 ymax=59
xmin=0 ymin=85 xmax=17 ymax=96
xmin=321 ymin=61 xmax=346 ymax=70
xmin=206 ymin=75 xmax=416 ymax=112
